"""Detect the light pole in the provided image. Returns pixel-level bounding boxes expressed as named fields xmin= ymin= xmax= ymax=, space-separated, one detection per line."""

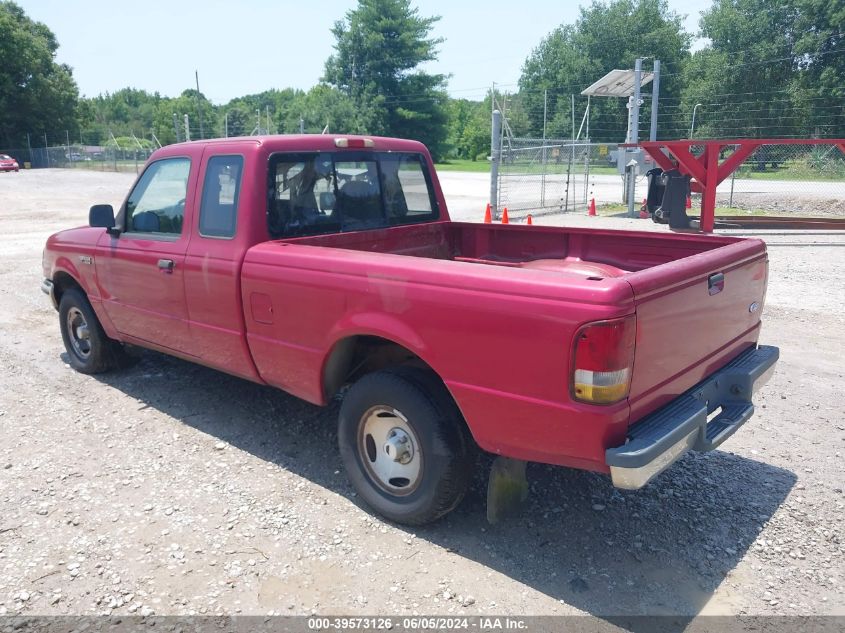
xmin=690 ymin=103 xmax=703 ymax=138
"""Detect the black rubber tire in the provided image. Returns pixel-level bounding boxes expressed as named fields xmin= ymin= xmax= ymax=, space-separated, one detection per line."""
xmin=58 ymin=288 xmax=138 ymax=374
xmin=338 ymin=367 xmax=475 ymax=525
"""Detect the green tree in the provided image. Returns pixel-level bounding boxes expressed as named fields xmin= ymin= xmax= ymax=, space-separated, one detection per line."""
xmin=147 ymin=89 xmax=217 ymax=143
xmin=79 ymin=88 xmax=164 ymax=144
xmin=0 ymin=1 xmax=79 ymax=147
xmin=222 ymin=105 xmax=250 ymax=137
xmin=518 ymin=0 xmax=691 ymax=142
xmin=446 ymin=97 xmax=492 ymax=160
xmin=285 ymin=84 xmax=358 ymax=134
xmin=791 ymin=0 xmax=844 ymax=137
xmin=324 ymin=0 xmax=449 ymax=159
xmin=680 ymin=0 xmax=801 ymax=139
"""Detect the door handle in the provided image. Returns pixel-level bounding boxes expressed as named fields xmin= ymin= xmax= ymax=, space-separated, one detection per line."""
xmin=157 ymin=259 xmax=175 ymax=272
xmin=708 ymin=272 xmax=724 ymax=295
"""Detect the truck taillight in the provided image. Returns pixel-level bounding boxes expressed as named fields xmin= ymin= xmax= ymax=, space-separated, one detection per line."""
xmin=571 ymin=315 xmax=636 ymax=405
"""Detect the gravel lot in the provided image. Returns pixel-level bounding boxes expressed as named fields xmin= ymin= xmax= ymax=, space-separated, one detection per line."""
xmin=0 ymin=169 xmax=843 ymax=620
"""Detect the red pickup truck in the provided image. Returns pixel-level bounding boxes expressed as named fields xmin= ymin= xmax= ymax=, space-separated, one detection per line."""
xmin=42 ymin=135 xmax=778 ymax=524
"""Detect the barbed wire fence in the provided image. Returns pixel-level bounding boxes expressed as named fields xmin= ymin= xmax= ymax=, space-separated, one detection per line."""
xmin=491 ymin=91 xmax=845 ymax=218
xmin=0 ymin=110 xmax=276 ymax=174
xmin=1 ymin=131 xmax=158 ymax=174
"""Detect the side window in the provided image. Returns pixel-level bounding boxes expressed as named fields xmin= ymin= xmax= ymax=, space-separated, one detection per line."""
xmin=199 ymin=155 xmax=243 ymax=238
xmin=125 ymin=158 xmax=191 ymax=235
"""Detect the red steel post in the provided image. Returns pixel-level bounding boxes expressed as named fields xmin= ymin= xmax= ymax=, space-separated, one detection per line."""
xmin=701 ymin=143 xmax=719 ymax=233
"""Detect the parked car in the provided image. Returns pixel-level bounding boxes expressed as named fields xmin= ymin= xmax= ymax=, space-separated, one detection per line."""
xmin=0 ymin=154 xmax=20 ymax=172
xmin=41 ymin=135 xmax=778 ymax=525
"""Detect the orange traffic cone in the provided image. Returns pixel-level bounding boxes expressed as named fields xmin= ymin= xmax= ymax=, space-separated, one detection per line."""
xmin=483 ymin=203 xmax=492 ymax=224
xmin=526 ymin=214 xmax=533 ymax=225
xmin=588 ymin=198 xmax=596 ymax=216
xmin=686 ymin=195 xmax=692 ymax=209
xmin=502 ymin=207 xmax=509 ymax=224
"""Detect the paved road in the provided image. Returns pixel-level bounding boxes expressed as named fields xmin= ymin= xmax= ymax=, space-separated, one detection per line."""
xmin=438 ymin=171 xmax=845 ymax=220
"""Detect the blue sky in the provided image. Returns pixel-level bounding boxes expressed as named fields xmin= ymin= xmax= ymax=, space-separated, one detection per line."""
xmin=17 ymin=0 xmax=713 ymax=104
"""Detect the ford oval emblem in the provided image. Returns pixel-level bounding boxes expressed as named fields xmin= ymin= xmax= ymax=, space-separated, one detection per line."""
xmin=749 ymin=302 xmax=760 ymax=313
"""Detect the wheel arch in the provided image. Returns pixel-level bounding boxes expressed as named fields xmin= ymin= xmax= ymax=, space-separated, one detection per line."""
xmin=322 ymin=333 xmax=439 ymax=401
xmin=321 ymin=332 xmax=476 ymax=443
xmin=52 ymin=270 xmax=85 ymax=305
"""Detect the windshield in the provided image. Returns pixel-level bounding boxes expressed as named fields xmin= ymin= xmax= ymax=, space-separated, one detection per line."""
xmin=268 ymin=151 xmax=438 ymax=238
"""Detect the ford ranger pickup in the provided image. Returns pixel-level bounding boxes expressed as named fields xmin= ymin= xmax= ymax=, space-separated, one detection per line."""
xmin=41 ymin=134 xmax=779 ymax=524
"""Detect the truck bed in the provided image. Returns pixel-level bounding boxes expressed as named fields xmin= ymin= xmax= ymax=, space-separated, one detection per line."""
xmin=282 ymin=221 xmax=741 ymax=279
xmin=243 ymin=221 xmax=768 ymax=471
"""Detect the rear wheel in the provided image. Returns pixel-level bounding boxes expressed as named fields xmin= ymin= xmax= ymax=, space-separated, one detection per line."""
xmin=58 ymin=288 xmax=138 ymax=374
xmin=338 ymin=367 xmax=474 ymax=525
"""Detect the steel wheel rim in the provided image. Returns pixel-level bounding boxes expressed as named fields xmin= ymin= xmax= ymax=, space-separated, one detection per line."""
xmin=66 ymin=307 xmax=91 ymax=360
xmin=357 ymin=406 xmax=423 ymax=496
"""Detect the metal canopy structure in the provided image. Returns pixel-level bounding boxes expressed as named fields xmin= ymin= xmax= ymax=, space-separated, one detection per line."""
xmin=629 ymin=138 xmax=845 ymax=233
xmin=581 ymin=69 xmax=654 ymax=98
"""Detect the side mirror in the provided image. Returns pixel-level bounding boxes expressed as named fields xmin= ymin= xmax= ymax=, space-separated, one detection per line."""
xmin=319 ymin=192 xmax=336 ymax=212
xmin=89 ymin=204 xmax=115 ymax=229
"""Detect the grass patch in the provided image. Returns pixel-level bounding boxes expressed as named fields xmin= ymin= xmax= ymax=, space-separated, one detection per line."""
xmin=732 ymin=167 xmax=845 ymax=182
xmin=594 ymin=203 xmax=779 ymax=218
xmin=434 ymin=159 xmax=491 ymax=173
xmin=434 ymin=160 xmax=621 ymax=176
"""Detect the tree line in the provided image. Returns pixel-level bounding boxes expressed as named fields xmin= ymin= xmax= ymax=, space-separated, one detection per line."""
xmin=1 ymin=0 xmax=842 ymax=162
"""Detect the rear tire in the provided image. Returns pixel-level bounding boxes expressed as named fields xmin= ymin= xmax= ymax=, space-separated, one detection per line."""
xmin=338 ymin=367 xmax=474 ymax=525
xmin=58 ymin=287 xmax=138 ymax=374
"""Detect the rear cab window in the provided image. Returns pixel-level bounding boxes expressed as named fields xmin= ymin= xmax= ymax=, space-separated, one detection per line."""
xmin=267 ymin=151 xmax=438 ymax=238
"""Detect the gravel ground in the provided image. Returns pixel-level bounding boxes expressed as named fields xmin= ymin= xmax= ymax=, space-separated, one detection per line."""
xmin=0 ymin=169 xmax=843 ymax=620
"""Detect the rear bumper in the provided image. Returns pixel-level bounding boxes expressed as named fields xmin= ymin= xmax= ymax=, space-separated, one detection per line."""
xmin=605 ymin=344 xmax=779 ymax=489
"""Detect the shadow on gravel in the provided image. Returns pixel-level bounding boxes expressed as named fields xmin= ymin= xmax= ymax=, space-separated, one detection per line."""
xmin=88 ymin=350 xmax=796 ymax=627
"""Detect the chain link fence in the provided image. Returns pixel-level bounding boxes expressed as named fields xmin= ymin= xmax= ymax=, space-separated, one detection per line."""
xmin=495 ymin=137 xmax=845 ymax=218
xmin=0 ymin=144 xmax=154 ymax=173
xmin=490 ymin=88 xmax=845 ymax=218
xmin=710 ymin=143 xmax=845 ymax=216
xmin=497 ymin=138 xmax=652 ymax=215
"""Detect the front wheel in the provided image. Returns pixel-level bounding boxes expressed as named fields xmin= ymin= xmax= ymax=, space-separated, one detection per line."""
xmin=59 ymin=288 xmax=138 ymax=374
xmin=338 ymin=368 xmax=474 ymax=525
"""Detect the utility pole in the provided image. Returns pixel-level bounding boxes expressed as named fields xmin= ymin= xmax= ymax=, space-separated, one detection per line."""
xmin=173 ymin=113 xmax=181 ymax=143
xmin=300 ymin=117 xmax=305 ymax=134
xmin=632 ymin=58 xmax=642 ymax=146
xmin=490 ymin=109 xmax=502 ymax=219
xmin=649 ymin=59 xmax=660 ymax=142
xmin=224 ymin=112 xmax=228 ymax=138
xmin=184 ymin=114 xmax=190 ymax=142
xmin=266 ymin=106 xmax=271 ymax=135
xmin=541 ymin=89 xmax=548 ymax=208
xmin=628 ymin=57 xmax=643 ymax=217
xmin=195 ymin=71 xmax=204 ymax=139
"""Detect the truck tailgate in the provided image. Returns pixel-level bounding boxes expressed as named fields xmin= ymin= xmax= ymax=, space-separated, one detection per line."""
xmin=626 ymin=238 xmax=769 ymax=421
